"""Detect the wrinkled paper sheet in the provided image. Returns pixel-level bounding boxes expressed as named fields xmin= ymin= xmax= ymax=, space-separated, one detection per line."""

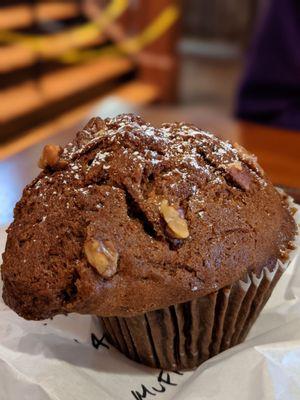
xmin=0 ymin=206 xmax=300 ymax=400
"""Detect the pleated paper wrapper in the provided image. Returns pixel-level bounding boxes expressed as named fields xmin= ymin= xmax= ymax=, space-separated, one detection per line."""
xmin=100 ymin=257 xmax=288 ymax=371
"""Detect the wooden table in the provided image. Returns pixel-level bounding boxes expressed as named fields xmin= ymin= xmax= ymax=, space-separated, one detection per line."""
xmin=1 ymin=105 xmax=300 ymax=225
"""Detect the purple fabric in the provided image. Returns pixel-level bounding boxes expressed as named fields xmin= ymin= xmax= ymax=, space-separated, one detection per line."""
xmin=235 ymin=0 xmax=300 ymax=130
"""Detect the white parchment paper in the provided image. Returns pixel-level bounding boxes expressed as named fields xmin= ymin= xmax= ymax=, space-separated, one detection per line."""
xmin=0 ymin=206 xmax=299 ymax=400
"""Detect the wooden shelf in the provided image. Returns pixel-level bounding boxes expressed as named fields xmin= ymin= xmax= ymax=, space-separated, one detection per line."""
xmin=0 ymin=55 xmax=134 ymax=122
xmin=0 ymin=36 xmax=105 ymax=73
xmin=0 ymin=44 xmax=36 ymax=73
xmin=0 ymin=2 xmax=80 ymax=30
xmin=0 ymin=0 xmax=177 ymax=150
xmin=115 ymin=81 xmax=159 ymax=105
xmin=0 ymin=80 xmax=159 ymax=160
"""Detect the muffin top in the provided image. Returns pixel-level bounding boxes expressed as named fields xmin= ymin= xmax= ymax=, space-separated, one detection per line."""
xmin=1 ymin=114 xmax=296 ymax=320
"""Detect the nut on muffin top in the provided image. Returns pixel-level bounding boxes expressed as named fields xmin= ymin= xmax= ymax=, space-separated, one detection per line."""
xmin=1 ymin=114 xmax=296 ymax=320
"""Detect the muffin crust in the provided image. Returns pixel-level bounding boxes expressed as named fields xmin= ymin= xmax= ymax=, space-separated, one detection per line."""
xmin=1 ymin=114 xmax=296 ymax=320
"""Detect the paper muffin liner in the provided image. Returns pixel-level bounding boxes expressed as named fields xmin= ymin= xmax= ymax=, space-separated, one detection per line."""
xmin=99 ymin=199 xmax=299 ymax=371
xmin=99 ymin=258 xmax=290 ymax=370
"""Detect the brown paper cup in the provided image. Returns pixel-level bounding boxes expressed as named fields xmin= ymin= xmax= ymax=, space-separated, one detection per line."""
xmin=99 ymin=258 xmax=291 ymax=371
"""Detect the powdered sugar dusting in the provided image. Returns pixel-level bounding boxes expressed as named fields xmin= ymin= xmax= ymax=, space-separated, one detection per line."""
xmin=31 ymin=114 xmax=266 ymax=219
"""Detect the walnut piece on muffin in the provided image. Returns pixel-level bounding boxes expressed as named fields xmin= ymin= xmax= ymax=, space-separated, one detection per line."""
xmin=1 ymin=114 xmax=296 ymax=321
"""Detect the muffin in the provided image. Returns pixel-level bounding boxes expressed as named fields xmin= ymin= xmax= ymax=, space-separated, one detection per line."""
xmin=1 ymin=114 xmax=297 ymax=371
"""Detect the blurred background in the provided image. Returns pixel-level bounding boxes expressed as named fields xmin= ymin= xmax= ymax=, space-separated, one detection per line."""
xmin=1 ymin=0 xmax=300 ymax=225
xmin=0 ymin=0 xmax=267 ymax=151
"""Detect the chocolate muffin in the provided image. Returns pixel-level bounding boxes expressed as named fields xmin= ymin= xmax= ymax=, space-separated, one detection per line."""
xmin=1 ymin=114 xmax=297 ymax=370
